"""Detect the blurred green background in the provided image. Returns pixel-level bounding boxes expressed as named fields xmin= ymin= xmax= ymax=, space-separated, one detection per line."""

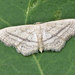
xmin=0 ymin=0 xmax=75 ymax=75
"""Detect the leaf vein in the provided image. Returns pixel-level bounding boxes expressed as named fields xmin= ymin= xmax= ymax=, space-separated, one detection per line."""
xmin=25 ymin=0 xmax=32 ymax=24
xmin=0 ymin=17 xmax=10 ymax=26
xmin=33 ymin=55 xmax=44 ymax=75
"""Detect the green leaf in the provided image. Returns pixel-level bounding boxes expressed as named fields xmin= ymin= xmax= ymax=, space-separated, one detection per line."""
xmin=0 ymin=0 xmax=75 ymax=75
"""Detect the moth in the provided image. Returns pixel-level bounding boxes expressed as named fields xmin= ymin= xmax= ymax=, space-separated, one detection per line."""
xmin=0 ymin=19 xmax=75 ymax=56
